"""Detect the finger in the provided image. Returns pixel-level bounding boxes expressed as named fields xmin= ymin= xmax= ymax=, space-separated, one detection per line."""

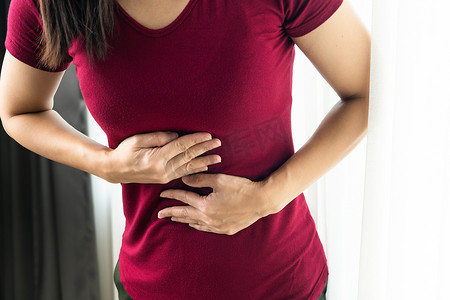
xmin=189 ymin=223 xmax=215 ymax=233
xmin=163 ymin=132 xmax=215 ymax=158
xmin=173 ymin=155 xmax=221 ymax=178
xmin=182 ymin=173 xmax=224 ymax=189
xmin=186 ymin=166 xmax=209 ymax=175
xmin=133 ymin=131 xmax=179 ymax=148
xmin=168 ymin=139 xmax=221 ymax=172
xmin=159 ymin=189 xmax=203 ymax=209
xmin=170 ymin=217 xmax=203 ymax=224
xmin=158 ymin=205 xmax=204 ymax=221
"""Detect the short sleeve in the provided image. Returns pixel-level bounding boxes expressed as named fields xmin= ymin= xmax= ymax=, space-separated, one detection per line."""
xmin=4 ymin=0 xmax=73 ymax=72
xmin=283 ymin=0 xmax=344 ymax=38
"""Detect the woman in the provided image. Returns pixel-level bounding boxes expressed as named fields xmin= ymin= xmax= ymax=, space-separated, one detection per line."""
xmin=0 ymin=0 xmax=370 ymax=299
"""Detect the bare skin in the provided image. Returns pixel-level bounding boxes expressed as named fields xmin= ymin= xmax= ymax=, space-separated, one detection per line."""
xmin=0 ymin=0 xmax=370 ymax=235
xmin=116 ymin=0 xmax=190 ymax=30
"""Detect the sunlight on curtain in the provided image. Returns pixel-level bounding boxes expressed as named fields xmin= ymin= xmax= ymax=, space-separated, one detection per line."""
xmin=358 ymin=0 xmax=450 ymax=299
xmin=294 ymin=0 xmax=450 ymax=299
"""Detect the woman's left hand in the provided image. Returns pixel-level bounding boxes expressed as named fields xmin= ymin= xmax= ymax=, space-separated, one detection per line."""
xmin=157 ymin=173 xmax=272 ymax=235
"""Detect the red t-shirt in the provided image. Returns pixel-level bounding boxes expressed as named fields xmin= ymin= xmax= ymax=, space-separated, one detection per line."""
xmin=5 ymin=0 xmax=343 ymax=298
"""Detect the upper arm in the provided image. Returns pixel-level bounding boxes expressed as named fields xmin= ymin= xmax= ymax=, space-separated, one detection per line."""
xmin=290 ymin=0 xmax=371 ymax=100
xmin=0 ymin=0 xmax=71 ymax=123
xmin=0 ymin=50 xmax=65 ymax=122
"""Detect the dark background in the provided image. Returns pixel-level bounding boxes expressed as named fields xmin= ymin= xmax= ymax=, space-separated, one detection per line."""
xmin=0 ymin=1 xmax=100 ymax=299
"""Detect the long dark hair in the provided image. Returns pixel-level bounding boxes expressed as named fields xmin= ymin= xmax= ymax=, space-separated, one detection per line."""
xmin=37 ymin=0 xmax=116 ymax=70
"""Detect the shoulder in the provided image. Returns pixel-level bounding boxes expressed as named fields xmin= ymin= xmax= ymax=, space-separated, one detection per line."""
xmin=8 ymin=0 xmax=42 ymax=22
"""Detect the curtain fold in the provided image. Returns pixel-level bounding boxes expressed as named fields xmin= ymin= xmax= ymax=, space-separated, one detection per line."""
xmin=357 ymin=0 xmax=398 ymax=298
xmin=0 ymin=69 xmax=101 ymax=300
xmin=1 ymin=0 xmax=101 ymax=297
xmin=293 ymin=0 xmax=450 ymax=299
xmin=358 ymin=0 xmax=450 ymax=299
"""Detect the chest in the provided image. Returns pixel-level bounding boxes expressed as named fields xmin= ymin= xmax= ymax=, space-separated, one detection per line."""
xmin=70 ymin=0 xmax=294 ymax=148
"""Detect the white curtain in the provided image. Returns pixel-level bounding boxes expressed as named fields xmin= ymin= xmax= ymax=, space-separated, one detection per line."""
xmin=358 ymin=0 xmax=450 ymax=299
xmin=294 ymin=0 xmax=450 ymax=299
xmin=89 ymin=0 xmax=450 ymax=299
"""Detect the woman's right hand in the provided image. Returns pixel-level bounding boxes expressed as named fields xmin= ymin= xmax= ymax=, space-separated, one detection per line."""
xmin=0 ymin=52 xmax=220 ymax=184
xmin=103 ymin=131 xmax=221 ymax=184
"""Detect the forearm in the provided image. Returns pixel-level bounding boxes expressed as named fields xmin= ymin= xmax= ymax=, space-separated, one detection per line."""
xmin=261 ymin=97 xmax=369 ymax=214
xmin=2 ymin=109 xmax=111 ymax=179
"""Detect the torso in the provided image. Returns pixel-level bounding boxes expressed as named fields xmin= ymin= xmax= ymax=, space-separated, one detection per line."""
xmin=6 ymin=0 xmax=342 ymax=298
xmin=67 ymin=1 xmax=329 ymax=299
xmin=115 ymin=0 xmax=191 ymax=30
